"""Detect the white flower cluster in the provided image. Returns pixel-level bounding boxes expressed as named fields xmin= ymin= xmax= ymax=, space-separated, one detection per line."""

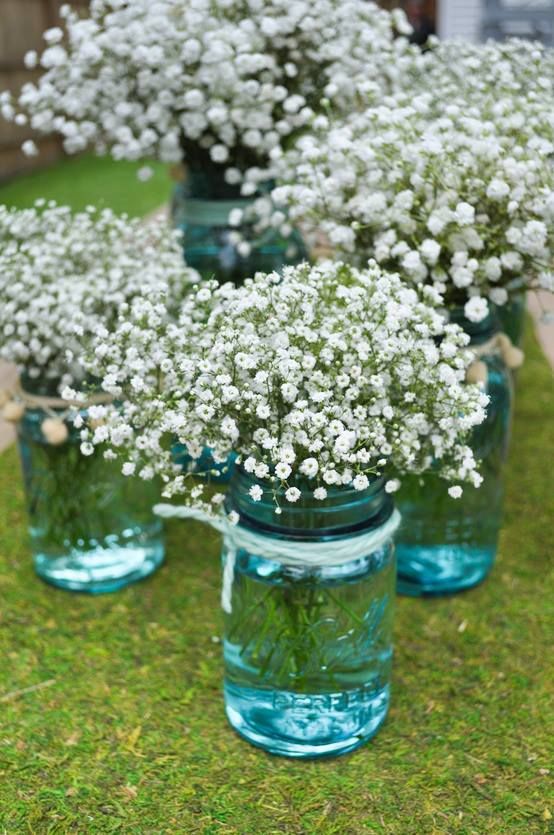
xmin=0 ymin=0 xmax=408 ymax=169
xmin=406 ymin=38 xmax=554 ymax=148
xmin=0 ymin=202 xmax=198 ymax=390
xmin=260 ymin=92 xmax=554 ymax=320
xmin=80 ymin=261 xmax=488 ymax=510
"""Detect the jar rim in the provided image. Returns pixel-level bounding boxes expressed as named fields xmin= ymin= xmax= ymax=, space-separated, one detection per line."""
xmin=230 ymin=495 xmax=395 ymax=542
xmin=228 ymin=465 xmax=394 ymax=541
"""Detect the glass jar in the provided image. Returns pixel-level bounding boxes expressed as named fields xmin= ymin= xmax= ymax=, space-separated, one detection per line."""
xmin=222 ymin=467 xmax=398 ymax=758
xmin=16 ymin=379 xmax=164 ymax=593
xmin=171 ymin=162 xmax=307 ymax=284
xmin=395 ymin=311 xmax=513 ymax=596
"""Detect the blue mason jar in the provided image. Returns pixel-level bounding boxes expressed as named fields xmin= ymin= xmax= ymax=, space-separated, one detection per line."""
xmin=171 ymin=162 xmax=307 ymax=284
xmin=16 ymin=378 xmax=164 ymax=593
xmin=222 ymin=467 xmax=399 ymax=758
xmin=395 ymin=311 xmax=513 ymax=596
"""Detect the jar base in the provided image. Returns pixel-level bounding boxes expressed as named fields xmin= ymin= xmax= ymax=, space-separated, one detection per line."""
xmin=224 ymin=682 xmax=389 ymax=758
xmin=396 ymin=544 xmax=496 ymax=597
xmin=33 ymin=541 xmax=165 ymax=594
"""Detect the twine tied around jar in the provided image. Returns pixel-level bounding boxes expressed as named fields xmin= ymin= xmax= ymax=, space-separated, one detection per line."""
xmin=154 ymin=503 xmax=402 ymax=613
xmin=0 ymin=382 xmax=113 ymax=446
xmin=466 ymin=333 xmax=524 ymax=385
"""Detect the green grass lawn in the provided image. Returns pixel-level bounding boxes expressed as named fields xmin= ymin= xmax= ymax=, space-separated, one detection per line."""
xmin=0 ymin=154 xmax=171 ymax=216
xmin=0 ymin=325 xmax=552 ymax=833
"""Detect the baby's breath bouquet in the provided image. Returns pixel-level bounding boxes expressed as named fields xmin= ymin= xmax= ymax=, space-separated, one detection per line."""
xmin=1 ymin=0 xmax=409 ymax=172
xmin=0 ymin=203 xmax=199 ymax=592
xmin=81 ymin=260 xmax=488 ymax=510
xmin=258 ymin=95 xmax=554 ymax=324
xmin=0 ymin=202 xmax=196 ymax=390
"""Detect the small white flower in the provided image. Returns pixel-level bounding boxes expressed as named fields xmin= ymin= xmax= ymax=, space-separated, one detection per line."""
xmin=254 ymin=462 xmax=269 ymax=479
xmin=285 ymin=487 xmax=301 ymax=503
xmin=275 ymin=462 xmax=291 ymax=479
xmin=385 ymin=479 xmax=401 ymax=494
xmin=420 ymin=239 xmax=441 ymax=265
xmin=486 ymin=179 xmax=510 ymax=201
xmin=237 ymin=242 xmax=251 ymax=258
xmin=229 ymin=209 xmax=243 ymax=227
xmin=249 ymin=484 xmax=263 ymax=501
xmin=243 ymin=456 xmax=256 ymax=473
xmin=210 ymin=144 xmax=228 ymax=164
xmin=196 ymin=287 xmax=212 ymax=302
xmin=313 ymin=487 xmax=328 ymax=500
xmin=484 ymin=258 xmax=502 ymax=281
xmin=489 ymin=287 xmax=508 ymax=306
xmin=334 ymin=430 xmax=356 ymax=454
xmin=24 ymin=50 xmax=38 ymax=69
xmin=22 ymin=140 xmax=38 ymax=157
xmin=464 ymin=297 xmax=489 ymax=323
xmin=279 ymin=446 xmax=296 ymax=464
xmin=280 ymin=382 xmax=298 ymax=403
xmin=448 ymin=485 xmax=463 ymax=499
xmin=353 ymin=474 xmax=369 ymax=491
xmin=299 ymin=457 xmax=319 ymax=478
xmin=455 ymin=202 xmax=476 ymax=226
xmin=137 ymin=166 xmax=154 ymax=182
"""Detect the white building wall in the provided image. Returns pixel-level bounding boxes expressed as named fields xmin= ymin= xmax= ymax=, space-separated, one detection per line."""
xmin=438 ymin=0 xmax=483 ymax=41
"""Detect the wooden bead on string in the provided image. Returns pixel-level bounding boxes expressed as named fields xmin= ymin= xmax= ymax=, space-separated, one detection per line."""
xmin=466 ymin=360 xmax=488 ymax=386
xmin=497 ymin=334 xmax=525 ymax=370
xmin=503 ymin=345 xmax=524 ymax=370
xmin=2 ymin=401 xmax=25 ymax=422
xmin=41 ymin=417 xmax=69 ymax=446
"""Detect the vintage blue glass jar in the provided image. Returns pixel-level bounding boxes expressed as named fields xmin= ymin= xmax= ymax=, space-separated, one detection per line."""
xmin=171 ymin=162 xmax=307 ymax=284
xmin=395 ymin=310 xmax=513 ymax=596
xmin=16 ymin=378 xmax=164 ymax=593
xmin=222 ymin=467 xmax=399 ymax=758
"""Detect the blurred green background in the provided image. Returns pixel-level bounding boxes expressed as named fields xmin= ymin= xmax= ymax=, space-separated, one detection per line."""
xmin=0 ymin=155 xmax=170 ymax=216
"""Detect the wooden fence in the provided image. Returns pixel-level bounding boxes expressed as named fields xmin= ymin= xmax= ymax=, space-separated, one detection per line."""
xmin=0 ymin=0 xmax=88 ymax=181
